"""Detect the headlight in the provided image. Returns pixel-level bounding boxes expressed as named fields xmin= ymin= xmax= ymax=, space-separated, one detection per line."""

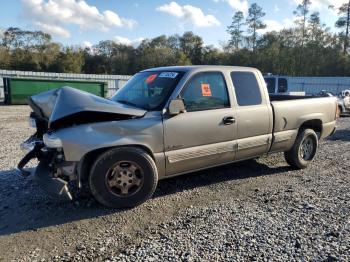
xmin=43 ymin=133 xmax=62 ymax=148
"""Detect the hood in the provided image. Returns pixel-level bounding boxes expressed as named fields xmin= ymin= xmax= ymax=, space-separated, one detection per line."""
xmin=29 ymin=86 xmax=147 ymax=129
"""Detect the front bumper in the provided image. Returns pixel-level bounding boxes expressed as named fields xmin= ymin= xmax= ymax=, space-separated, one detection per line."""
xmin=35 ymin=160 xmax=73 ymax=201
xmin=17 ymin=141 xmax=73 ymax=201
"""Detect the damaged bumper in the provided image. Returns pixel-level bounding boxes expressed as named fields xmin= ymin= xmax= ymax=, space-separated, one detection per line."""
xmin=17 ymin=140 xmax=75 ymax=201
xmin=35 ymin=160 xmax=73 ymax=201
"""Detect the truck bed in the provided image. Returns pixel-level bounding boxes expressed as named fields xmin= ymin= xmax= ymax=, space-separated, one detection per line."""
xmin=268 ymin=95 xmax=337 ymax=153
xmin=270 ymin=95 xmax=337 ymax=135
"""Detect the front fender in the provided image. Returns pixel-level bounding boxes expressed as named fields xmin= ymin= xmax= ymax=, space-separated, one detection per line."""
xmin=53 ymin=113 xmax=164 ymax=162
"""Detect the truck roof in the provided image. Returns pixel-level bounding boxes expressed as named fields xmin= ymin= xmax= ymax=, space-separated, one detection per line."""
xmin=141 ymin=65 xmax=256 ymax=73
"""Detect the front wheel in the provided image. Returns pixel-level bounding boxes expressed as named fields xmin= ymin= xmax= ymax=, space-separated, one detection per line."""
xmin=89 ymin=147 xmax=158 ymax=208
xmin=284 ymin=129 xmax=318 ymax=169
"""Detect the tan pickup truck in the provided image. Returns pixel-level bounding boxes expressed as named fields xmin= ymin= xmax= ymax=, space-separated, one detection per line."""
xmin=18 ymin=66 xmax=337 ymax=208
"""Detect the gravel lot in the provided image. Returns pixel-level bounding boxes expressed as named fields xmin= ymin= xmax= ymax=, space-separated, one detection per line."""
xmin=0 ymin=105 xmax=349 ymax=261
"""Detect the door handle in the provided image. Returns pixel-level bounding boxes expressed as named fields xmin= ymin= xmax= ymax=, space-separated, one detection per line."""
xmin=223 ymin=116 xmax=236 ymax=125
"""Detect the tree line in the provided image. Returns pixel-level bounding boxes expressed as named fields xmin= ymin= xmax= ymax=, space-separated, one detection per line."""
xmin=1 ymin=0 xmax=350 ymax=76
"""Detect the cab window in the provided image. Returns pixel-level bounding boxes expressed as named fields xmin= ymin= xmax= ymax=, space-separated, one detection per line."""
xmin=231 ymin=72 xmax=262 ymax=106
xmin=181 ymin=72 xmax=230 ymax=112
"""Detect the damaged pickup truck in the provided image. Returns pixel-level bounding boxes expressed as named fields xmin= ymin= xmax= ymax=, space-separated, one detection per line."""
xmin=17 ymin=66 xmax=338 ymax=208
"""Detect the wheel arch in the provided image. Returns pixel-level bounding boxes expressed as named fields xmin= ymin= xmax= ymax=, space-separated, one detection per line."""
xmin=77 ymin=144 xmax=155 ymax=183
xmin=299 ymin=119 xmax=323 ymax=138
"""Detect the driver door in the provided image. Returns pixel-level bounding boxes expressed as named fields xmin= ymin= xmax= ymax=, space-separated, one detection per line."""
xmin=163 ymin=71 xmax=237 ymax=176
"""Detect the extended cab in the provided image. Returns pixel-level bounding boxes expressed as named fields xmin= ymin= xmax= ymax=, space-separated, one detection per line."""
xmin=18 ymin=66 xmax=338 ymax=208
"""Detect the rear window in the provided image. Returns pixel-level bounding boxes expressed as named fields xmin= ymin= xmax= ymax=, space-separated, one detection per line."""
xmin=265 ymin=77 xmax=276 ymax=93
xmin=231 ymin=72 xmax=262 ymax=106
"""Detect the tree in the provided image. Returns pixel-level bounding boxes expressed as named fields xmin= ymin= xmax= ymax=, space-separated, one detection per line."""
xmin=308 ymin=12 xmax=329 ymax=44
xmin=246 ymin=3 xmax=266 ymax=52
xmin=293 ymin=0 xmax=311 ymax=47
xmin=0 ymin=46 xmax=11 ymax=69
xmin=335 ymin=1 xmax=350 ymax=54
xmin=227 ymin=11 xmax=245 ymax=50
xmin=2 ymin=27 xmax=51 ymax=50
xmin=179 ymin=31 xmax=203 ymax=64
xmin=293 ymin=0 xmax=312 ymax=75
xmin=135 ymin=35 xmax=191 ymax=71
xmin=51 ymin=48 xmax=84 ymax=73
xmin=308 ymin=12 xmax=320 ymax=41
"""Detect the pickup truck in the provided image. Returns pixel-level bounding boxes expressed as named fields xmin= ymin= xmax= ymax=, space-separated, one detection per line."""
xmin=17 ymin=66 xmax=338 ymax=208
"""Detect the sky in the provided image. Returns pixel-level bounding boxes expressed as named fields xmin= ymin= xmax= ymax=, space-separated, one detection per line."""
xmin=0 ymin=0 xmax=347 ymax=48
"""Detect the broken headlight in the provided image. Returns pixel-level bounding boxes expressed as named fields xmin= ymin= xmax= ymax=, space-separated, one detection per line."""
xmin=43 ymin=133 xmax=62 ymax=148
xmin=29 ymin=117 xmax=36 ymax=128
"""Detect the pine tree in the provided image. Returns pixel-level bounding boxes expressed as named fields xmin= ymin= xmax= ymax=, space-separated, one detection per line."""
xmin=246 ymin=3 xmax=266 ymax=52
xmin=227 ymin=11 xmax=245 ymax=51
xmin=294 ymin=0 xmax=311 ymax=48
xmin=335 ymin=0 xmax=350 ymax=54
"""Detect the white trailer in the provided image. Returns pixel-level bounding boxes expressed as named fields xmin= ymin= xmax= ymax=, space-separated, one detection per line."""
xmin=264 ymin=75 xmax=350 ymax=95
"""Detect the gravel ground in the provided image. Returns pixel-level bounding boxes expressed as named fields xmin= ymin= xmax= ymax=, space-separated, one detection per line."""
xmin=0 ymin=105 xmax=349 ymax=261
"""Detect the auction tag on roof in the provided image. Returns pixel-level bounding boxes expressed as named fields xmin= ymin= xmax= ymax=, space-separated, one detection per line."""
xmin=201 ymin=83 xmax=212 ymax=97
xmin=159 ymin=72 xmax=178 ymax=78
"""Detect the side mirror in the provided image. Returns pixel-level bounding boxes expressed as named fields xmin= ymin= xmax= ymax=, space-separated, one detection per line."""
xmin=168 ymin=98 xmax=186 ymax=115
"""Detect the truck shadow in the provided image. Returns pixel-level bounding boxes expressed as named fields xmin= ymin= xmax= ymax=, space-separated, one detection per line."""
xmin=154 ymin=159 xmax=292 ymax=198
xmin=327 ymin=129 xmax=350 ymax=142
xmin=0 ymin=159 xmax=292 ymax=236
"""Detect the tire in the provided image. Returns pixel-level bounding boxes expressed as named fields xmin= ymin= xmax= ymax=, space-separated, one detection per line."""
xmin=284 ymin=128 xmax=318 ymax=169
xmin=89 ymin=147 xmax=158 ymax=208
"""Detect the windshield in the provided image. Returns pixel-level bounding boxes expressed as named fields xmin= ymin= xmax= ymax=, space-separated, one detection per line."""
xmin=111 ymin=71 xmax=184 ymax=110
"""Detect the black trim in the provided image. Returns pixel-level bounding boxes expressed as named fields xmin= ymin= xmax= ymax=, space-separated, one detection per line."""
xmin=17 ymin=143 xmax=44 ymax=177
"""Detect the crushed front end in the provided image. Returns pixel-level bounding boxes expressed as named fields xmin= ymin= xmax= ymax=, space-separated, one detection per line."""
xmin=17 ymin=112 xmax=77 ymax=201
xmin=17 ymin=86 xmax=147 ymax=201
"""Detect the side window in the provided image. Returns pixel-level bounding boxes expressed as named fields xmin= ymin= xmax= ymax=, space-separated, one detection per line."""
xmin=231 ymin=72 xmax=262 ymax=106
xmin=181 ymin=72 xmax=230 ymax=112
xmin=265 ymin=77 xmax=276 ymax=93
xmin=278 ymin=78 xmax=288 ymax=93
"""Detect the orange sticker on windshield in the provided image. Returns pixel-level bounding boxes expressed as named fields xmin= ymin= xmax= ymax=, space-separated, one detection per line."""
xmin=201 ymin=83 xmax=212 ymax=97
xmin=146 ymin=74 xmax=157 ymax=84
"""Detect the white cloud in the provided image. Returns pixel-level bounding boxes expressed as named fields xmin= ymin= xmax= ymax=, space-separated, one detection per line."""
xmin=22 ymin=0 xmax=137 ymax=37
xmin=226 ymin=0 xmax=249 ymax=15
xmin=35 ymin=22 xmax=70 ymax=38
xmin=114 ymin=36 xmax=144 ymax=47
xmin=0 ymin=28 xmax=4 ymax=39
xmin=258 ymin=18 xmax=294 ymax=34
xmin=156 ymin=1 xmax=220 ymax=27
xmin=82 ymin=41 xmax=93 ymax=49
xmin=274 ymin=5 xmax=280 ymax=12
xmin=214 ymin=0 xmax=248 ymax=16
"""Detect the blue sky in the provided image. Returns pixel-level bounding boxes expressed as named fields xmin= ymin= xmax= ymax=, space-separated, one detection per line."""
xmin=0 ymin=0 xmax=345 ymax=48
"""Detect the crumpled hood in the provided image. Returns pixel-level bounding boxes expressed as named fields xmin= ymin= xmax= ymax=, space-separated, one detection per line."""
xmin=29 ymin=86 xmax=147 ymax=129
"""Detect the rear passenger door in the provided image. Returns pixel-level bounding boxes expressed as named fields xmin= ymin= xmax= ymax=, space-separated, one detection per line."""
xmin=230 ymin=71 xmax=273 ymax=160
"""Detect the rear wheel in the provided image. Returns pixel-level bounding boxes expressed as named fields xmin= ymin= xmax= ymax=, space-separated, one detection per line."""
xmin=284 ymin=129 xmax=318 ymax=169
xmin=89 ymin=147 xmax=158 ymax=208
